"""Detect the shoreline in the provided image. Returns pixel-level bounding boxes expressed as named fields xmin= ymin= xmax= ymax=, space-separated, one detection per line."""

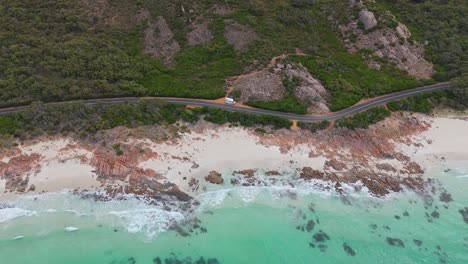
xmin=1 ymin=113 xmax=468 ymax=201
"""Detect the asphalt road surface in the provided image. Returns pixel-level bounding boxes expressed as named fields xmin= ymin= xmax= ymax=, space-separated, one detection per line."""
xmin=0 ymin=82 xmax=452 ymax=122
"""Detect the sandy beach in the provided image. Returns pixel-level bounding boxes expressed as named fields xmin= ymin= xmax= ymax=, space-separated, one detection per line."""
xmin=1 ymin=114 xmax=468 ymax=200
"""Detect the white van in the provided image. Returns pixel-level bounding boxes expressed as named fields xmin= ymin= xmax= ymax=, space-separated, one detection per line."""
xmin=224 ymin=97 xmax=236 ymax=105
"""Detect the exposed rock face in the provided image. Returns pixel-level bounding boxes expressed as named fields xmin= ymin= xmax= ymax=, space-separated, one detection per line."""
xmin=205 ymin=171 xmax=224 ymax=184
xmin=279 ymin=63 xmax=330 ymax=113
xmin=333 ymin=2 xmax=433 ymax=79
xmin=187 ymin=22 xmax=213 ymax=46
xmin=324 ymin=159 xmax=348 ymax=171
xmin=224 ymin=20 xmax=258 ymax=50
xmin=396 ymin=23 xmax=411 ymax=39
xmin=234 ymin=71 xmax=286 ymax=102
xmin=0 ymin=154 xmax=41 ymax=193
xmin=144 ymin=16 xmax=180 ymax=65
xmin=359 ymin=10 xmax=377 ymax=30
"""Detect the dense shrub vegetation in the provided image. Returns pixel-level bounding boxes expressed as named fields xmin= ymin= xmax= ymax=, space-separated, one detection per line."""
xmin=0 ymin=0 xmax=465 ymax=128
xmin=291 ymin=55 xmax=425 ymax=111
xmin=298 ymin=120 xmax=330 ymax=132
xmin=0 ymin=101 xmax=291 ymax=138
xmin=246 ymin=97 xmax=308 ymax=114
xmin=246 ymin=76 xmax=308 ymax=114
xmin=0 ymin=0 xmax=434 ymax=110
xmin=379 ymin=0 xmax=467 ymax=81
xmin=181 ymin=107 xmax=292 ymax=129
xmin=335 ymin=107 xmax=391 ymax=130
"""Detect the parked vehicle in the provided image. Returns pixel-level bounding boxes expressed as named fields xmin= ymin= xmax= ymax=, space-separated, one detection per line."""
xmin=224 ymin=97 xmax=236 ymax=105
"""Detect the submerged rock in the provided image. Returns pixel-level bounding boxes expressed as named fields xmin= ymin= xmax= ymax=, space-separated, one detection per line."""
xmin=313 ymin=230 xmax=330 ymax=242
xmin=386 ymin=237 xmax=405 ymax=247
xmin=305 ymin=219 xmax=315 ymax=232
xmin=343 ymin=243 xmax=357 ymax=256
xmin=439 ymin=192 xmax=453 ymax=203
xmin=431 ymin=211 xmax=440 ymax=219
xmin=111 ymin=257 xmax=136 ymax=264
xmin=459 ymin=207 xmax=468 ymax=224
xmin=152 ymin=256 xmax=219 ymax=264
xmin=413 ymin=239 xmax=423 ymax=247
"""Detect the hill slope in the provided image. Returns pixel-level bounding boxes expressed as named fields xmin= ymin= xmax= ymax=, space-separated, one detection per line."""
xmin=0 ymin=0 xmax=465 ymax=111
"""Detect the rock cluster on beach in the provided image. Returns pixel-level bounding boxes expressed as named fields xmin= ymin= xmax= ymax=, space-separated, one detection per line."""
xmin=204 ymin=171 xmax=223 ymax=184
xmin=0 ymin=112 xmax=464 ymax=207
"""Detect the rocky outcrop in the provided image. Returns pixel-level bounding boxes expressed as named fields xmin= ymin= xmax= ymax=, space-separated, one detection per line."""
xmin=359 ymin=10 xmax=377 ymax=30
xmin=276 ymin=63 xmax=330 ymax=113
xmin=126 ymin=175 xmax=192 ymax=201
xmin=333 ymin=2 xmax=433 ymax=79
xmin=299 ymin=160 xmax=426 ymax=197
xmin=0 ymin=154 xmax=41 ymax=193
xmin=205 ymin=171 xmax=224 ymax=184
xmin=324 ymin=158 xmax=348 ymax=171
xmin=234 ymin=71 xmax=286 ymax=102
xmin=233 ymin=169 xmax=257 ymax=177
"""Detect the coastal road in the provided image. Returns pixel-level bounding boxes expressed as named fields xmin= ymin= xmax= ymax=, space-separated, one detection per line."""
xmin=0 ymin=82 xmax=452 ymax=122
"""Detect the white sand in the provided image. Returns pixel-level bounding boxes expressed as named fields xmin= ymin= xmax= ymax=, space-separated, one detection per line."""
xmin=1 ymin=116 xmax=468 ymax=198
xmin=398 ymin=117 xmax=468 ymax=170
xmin=31 ymin=159 xmax=98 ymax=193
xmin=139 ymin=127 xmax=325 ymax=192
xmin=0 ymin=138 xmax=99 ymax=199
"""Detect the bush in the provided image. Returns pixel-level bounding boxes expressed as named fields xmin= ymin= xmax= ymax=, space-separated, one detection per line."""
xmin=112 ymin=143 xmax=124 ymax=156
xmin=246 ymin=97 xmax=308 ymax=114
xmin=298 ymin=120 xmax=330 ymax=132
xmin=0 ymin=116 xmax=17 ymax=135
xmin=335 ymin=107 xmax=391 ymax=130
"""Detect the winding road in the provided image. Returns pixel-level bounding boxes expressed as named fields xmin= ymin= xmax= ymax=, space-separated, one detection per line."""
xmin=0 ymin=82 xmax=451 ymax=122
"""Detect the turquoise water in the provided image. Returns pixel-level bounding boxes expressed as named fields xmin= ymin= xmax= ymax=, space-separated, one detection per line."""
xmin=0 ymin=166 xmax=467 ymax=264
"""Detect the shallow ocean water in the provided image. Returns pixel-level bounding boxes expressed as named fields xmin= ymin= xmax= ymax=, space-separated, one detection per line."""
xmin=0 ymin=166 xmax=467 ymax=264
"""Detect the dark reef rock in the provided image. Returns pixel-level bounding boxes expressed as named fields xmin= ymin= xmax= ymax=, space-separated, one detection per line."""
xmin=318 ymin=244 xmax=328 ymax=252
xmin=305 ymin=220 xmax=315 ymax=232
xmin=386 ymin=237 xmax=405 ymax=247
xmin=313 ymin=230 xmax=330 ymax=242
xmin=151 ymin=256 xmax=219 ymax=264
xmin=111 ymin=257 xmax=136 ymax=264
xmin=343 ymin=243 xmax=357 ymax=256
xmin=403 ymin=211 xmax=409 ymax=217
xmin=439 ymin=192 xmax=453 ymax=203
xmin=459 ymin=207 xmax=468 ymax=224
xmin=413 ymin=239 xmax=423 ymax=247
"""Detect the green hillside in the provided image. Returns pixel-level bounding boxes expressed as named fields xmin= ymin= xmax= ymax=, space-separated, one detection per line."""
xmin=0 ymin=0 xmax=465 ymax=110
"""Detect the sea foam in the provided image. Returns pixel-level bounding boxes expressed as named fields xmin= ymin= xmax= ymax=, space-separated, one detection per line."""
xmin=109 ymin=208 xmax=185 ymax=239
xmin=64 ymin=227 xmax=79 ymax=232
xmin=0 ymin=208 xmax=37 ymax=223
